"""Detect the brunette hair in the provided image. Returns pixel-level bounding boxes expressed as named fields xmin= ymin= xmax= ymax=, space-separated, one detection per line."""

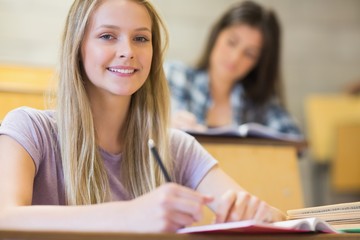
xmin=196 ymin=0 xmax=283 ymax=106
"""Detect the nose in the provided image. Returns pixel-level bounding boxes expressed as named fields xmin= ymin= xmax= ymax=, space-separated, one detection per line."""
xmin=118 ymin=39 xmax=134 ymax=59
xmin=231 ymin=48 xmax=244 ymax=64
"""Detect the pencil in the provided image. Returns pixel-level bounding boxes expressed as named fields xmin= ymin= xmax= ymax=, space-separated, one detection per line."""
xmin=148 ymin=139 xmax=172 ymax=182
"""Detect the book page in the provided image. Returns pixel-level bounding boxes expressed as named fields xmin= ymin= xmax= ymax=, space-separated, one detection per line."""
xmin=239 ymin=123 xmax=304 ymax=142
xmin=177 ymin=218 xmax=338 ymax=234
xmin=287 ymin=201 xmax=360 ymax=217
xmin=273 ymin=218 xmax=337 ymax=233
xmin=185 ymin=122 xmax=304 ymax=142
xmin=272 ymin=218 xmax=313 ymax=231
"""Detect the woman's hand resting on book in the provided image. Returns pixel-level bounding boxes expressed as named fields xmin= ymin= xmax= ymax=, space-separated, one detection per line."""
xmin=214 ymin=190 xmax=286 ymax=223
xmin=196 ymin=166 xmax=286 ymax=224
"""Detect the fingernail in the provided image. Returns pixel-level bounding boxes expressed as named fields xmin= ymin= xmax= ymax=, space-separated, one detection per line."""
xmin=214 ymin=214 xmax=223 ymax=224
xmin=203 ymin=195 xmax=214 ymax=203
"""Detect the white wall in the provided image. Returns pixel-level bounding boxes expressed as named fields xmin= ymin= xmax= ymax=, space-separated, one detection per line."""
xmin=1 ymin=0 xmax=360 ymax=132
xmin=0 ymin=0 xmax=73 ymax=66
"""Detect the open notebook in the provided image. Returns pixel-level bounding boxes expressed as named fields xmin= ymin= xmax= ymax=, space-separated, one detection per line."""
xmin=177 ymin=217 xmax=338 ymax=234
xmin=186 ymin=122 xmax=304 ymax=143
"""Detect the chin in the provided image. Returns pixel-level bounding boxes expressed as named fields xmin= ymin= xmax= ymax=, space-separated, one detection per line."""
xmin=112 ymin=89 xmax=138 ymax=96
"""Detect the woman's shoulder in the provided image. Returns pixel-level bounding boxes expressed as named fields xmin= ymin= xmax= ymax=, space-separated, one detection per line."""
xmin=164 ymin=60 xmax=193 ymax=73
xmin=1 ymin=107 xmax=56 ymax=132
xmin=164 ymin=60 xmax=209 ymax=91
xmin=169 ymin=128 xmax=195 ymax=145
xmin=0 ymin=107 xmax=58 ymax=170
xmin=3 ymin=106 xmax=54 ymax=121
xmin=168 ymin=128 xmax=198 ymax=154
xmin=168 ymin=128 xmax=214 ymax=158
xmin=163 ymin=60 xmax=201 ymax=80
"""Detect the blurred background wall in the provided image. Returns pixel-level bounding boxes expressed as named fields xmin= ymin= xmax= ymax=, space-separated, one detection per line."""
xmin=1 ymin=0 xmax=359 ymax=206
xmin=1 ymin=0 xmax=359 ymax=134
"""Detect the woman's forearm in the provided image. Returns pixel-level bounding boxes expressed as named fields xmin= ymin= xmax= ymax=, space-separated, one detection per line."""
xmin=0 ymin=184 xmax=212 ymax=233
xmin=0 ymin=202 xmax=131 ymax=232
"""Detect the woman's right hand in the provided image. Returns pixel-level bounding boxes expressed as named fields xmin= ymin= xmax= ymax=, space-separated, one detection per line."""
xmin=171 ymin=110 xmax=207 ymax=132
xmin=123 ymin=183 xmax=213 ymax=233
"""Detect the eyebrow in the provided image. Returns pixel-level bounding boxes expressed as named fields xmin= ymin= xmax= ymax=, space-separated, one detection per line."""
xmin=96 ymin=24 xmax=151 ymax=32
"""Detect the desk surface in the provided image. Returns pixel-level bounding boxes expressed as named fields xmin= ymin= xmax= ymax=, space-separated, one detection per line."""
xmin=192 ymin=135 xmax=308 ymax=153
xmin=0 ymin=231 xmax=359 ymax=240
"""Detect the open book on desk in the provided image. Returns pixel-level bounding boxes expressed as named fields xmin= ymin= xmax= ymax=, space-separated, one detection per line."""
xmin=287 ymin=201 xmax=360 ymax=233
xmin=186 ymin=122 xmax=304 ymax=143
xmin=177 ymin=217 xmax=339 ymax=234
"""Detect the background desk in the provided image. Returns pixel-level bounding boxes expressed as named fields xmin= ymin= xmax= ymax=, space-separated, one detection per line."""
xmin=193 ymin=135 xmax=306 ymax=219
xmin=0 ymin=230 xmax=358 ymax=240
xmin=305 ymin=94 xmax=360 ymax=205
xmin=0 ymin=65 xmax=54 ymax=120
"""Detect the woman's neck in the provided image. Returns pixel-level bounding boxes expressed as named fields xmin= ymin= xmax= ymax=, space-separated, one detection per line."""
xmin=207 ymin=70 xmax=235 ymax=127
xmin=208 ymin=70 xmax=234 ymax=102
xmin=90 ymin=94 xmax=131 ymax=155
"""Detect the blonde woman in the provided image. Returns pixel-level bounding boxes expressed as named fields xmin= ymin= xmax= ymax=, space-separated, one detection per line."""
xmin=0 ymin=0 xmax=284 ymax=233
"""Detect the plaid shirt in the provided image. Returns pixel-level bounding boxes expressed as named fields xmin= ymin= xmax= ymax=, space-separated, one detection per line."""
xmin=164 ymin=61 xmax=302 ymax=135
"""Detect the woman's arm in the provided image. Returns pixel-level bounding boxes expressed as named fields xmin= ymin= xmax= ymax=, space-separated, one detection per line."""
xmin=196 ymin=166 xmax=285 ymax=223
xmin=0 ymin=187 xmax=211 ymax=233
xmin=171 ymin=110 xmax=207 ymax=131
xmin=0 ymin=135 xmax=212 ymax=233
xmin=0 ymin=135 xmax=35 ymax=209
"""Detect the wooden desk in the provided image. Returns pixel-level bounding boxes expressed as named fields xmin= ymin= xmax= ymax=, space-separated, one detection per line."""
xmin=0 ymin=230 xmax=358 ymax=240
xmin=194 ymin=135 xmax=307 ymax=154
xmin=193 ymin=135 xmax=305 ymax=218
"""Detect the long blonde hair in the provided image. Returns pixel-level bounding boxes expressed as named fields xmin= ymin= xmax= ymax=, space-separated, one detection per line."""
xmin=57 ymin=0 xmax=171 ymax=205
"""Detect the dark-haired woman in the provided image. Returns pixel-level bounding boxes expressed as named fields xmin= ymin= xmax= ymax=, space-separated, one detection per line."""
xmin=165 ymin=0 xmax=302 ymax=136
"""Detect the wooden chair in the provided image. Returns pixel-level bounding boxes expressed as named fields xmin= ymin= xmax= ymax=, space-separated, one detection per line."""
xmin=305 ymin=94 xmax=360 ymax=163
xmin=332 ymin=124 xmax=360 ymax=192
xmin=305 ymin=94 xmax=360 ymax=204
xmin=0 ymin=65 xmax=55 ymax=120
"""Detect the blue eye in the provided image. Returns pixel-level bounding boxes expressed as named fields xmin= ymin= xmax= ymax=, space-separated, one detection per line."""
xmin=134 ymin=36 xmax=149 ymax=42
xmin=100 ymin=34 xmax=115 ymax=40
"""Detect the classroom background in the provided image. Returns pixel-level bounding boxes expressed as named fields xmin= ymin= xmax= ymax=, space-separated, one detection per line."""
xmin=0 ymin=0 xmax=359 ymax=208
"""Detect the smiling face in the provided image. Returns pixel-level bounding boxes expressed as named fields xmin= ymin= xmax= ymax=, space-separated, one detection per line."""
xmin=209 ymin=23 xmax=263 ymax=85
xmin=81 ymin=0 xmax=153 ymax=98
